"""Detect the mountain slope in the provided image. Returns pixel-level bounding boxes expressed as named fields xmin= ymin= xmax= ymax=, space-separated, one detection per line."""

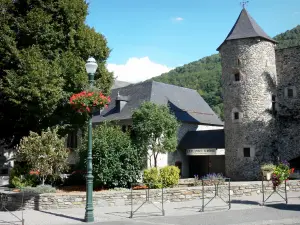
xmin=153 ymin=25 xmax=300 ymax=120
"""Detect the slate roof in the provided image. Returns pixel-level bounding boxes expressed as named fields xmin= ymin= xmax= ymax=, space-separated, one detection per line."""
xmin=178 ymin=129 xmax=225 ymax=149
xmin=217 ymin=9 xmax=277 ymax=51
xmin=111 ymin=80 xmax=131 ymax=89
xmin=92 ymin=80 xmax=223 ymax=126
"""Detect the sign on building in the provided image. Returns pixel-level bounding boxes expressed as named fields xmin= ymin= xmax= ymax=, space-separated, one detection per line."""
xmin=186 ymin=149 xmax=225 ymax=156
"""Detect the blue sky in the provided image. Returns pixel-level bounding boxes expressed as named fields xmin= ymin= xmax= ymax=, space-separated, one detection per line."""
xmin=86 ymin=0 xmax=300 ymax=82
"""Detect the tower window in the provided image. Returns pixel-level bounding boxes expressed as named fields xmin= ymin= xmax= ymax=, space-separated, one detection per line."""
xmin=271 ymin=95 xmax=276 ymax=115
xmin=285 ymin=86 xmax=296 ymax=99
xmin=234 ymin=112 xmax=239 ymax=120
xmin=237 ymin=58 xmax=241 ymax=66
xmin=287 ymin=88 xmax=294 ymax=98
xmin=234 ymin=73 xmax=240 ymax=81
xmin=243 ymin=148 xmax=251 ymax=157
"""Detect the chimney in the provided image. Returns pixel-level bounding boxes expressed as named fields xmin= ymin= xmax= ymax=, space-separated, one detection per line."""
xmin=116 ymin=91 xmax=129 ymax=112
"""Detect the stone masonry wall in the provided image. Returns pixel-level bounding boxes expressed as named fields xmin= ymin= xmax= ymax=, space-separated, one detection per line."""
xmin=2 ymin=180 xmax=300 ymax=211
xmin=276 ymin=46 xmax=300 ymax=162
xmin=219 ymin=39 xmax=277 ymax=180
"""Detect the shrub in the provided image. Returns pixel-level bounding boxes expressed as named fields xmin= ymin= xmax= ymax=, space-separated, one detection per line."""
xmin=63 ymin=170 xmax=86 ymax=186
xmin=201 ymin=173 xmax=226 ymax=186
xmin=261 ymin=163 xmax=275 ymax=172
xmin=142 ymin=166 xmax=180 ymax=188
xmin=78 ymin=123 xmax=143 ymax=189
xmin=16 ymin=126 xmax=69 ymax=185
xmin=143 ymin=167 xmax=162 ymax=189
xmin=22 ymin=185 xmax=56 ymax=194
xmin=160 ymin=166 xmax=180 ymax=188
xmin=9 ymin=163 xmax=39 ymax=188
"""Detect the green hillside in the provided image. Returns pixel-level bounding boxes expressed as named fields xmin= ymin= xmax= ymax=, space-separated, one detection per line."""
xmin=153 ymin=25 xmax=300 ymax=120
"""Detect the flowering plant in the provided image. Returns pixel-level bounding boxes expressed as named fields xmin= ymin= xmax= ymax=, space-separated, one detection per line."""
xmin=69 ymin=90 xmax=111 ymax=113
xmin=271 ymin=160 xmax=294 ymax=188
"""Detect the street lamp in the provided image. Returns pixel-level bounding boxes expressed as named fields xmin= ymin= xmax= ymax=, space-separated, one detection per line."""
xmin=84 ymin=57 xmax=98 ymax=223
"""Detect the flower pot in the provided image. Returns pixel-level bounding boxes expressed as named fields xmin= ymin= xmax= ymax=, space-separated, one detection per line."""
xmin=262 ymin=170 xmax=273 ymax=180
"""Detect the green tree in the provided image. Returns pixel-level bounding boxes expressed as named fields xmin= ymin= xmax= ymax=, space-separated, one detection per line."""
xmin=16 ymin=126 xmax=69 ymax=185
xmin=132 ymin=102 xmax=179 ymax=167
xmin=78 ymin=123 xmax=143 ymax=189
xmin=0 ymin=0 xmax=113 ymax=145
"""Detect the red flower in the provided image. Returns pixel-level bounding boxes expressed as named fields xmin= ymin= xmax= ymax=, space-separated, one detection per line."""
xmin=29 ymin=170 xmax=39 ymax=175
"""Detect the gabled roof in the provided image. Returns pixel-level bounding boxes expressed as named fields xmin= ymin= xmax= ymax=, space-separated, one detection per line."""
xmin=111 ymin=80 xmax=131 ymax=89
xmin=217 ymin=9 xmax=277 ymax=51
xmin=92 ymin=80 xmax=223 ymax=126
xmin=178 ymin=129 xmax=225 ymax=149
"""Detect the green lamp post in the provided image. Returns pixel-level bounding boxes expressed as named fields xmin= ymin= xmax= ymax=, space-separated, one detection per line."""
xmin=84 ymin=57 xmax=98 ymax=223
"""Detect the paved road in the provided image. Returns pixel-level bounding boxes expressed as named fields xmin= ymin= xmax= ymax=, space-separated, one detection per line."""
xmin=1 ymin=193 xmax=300 ymax=225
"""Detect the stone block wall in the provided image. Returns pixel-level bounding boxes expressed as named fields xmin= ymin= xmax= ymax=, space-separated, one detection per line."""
xmin=219 ymin=38 xmax=277 ymax=180
xmin=2 ymin=180 xmax=300 ymax=211
xmin=276 ymin=46 xmax=300 ymax=162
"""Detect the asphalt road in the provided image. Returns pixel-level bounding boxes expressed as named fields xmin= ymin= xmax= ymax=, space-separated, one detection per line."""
xmin=88 ymin=202 xmax=300 ymax=225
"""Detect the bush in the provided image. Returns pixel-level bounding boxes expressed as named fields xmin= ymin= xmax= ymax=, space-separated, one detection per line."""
xmin=16 ymin=126 xmax=69 ymax=185
xmin=78 ymin=123 xmax=143 ymax=189
xmin=9 ymin=163 xmax=39 ymax=188
xmin=22 ymin=185 xmax=56 ymax=194
xmin=160 ymin=166 xmax=180 ymax=188
xmin=261 ymin=163 xmax=275 ymax=172
xmin=143 ymin=166 xmax=180 ymax=188
xmin=143 ymin=167 xmax=162 ymax=189
xmin=63 ymin=170 xmax=86 ymax=186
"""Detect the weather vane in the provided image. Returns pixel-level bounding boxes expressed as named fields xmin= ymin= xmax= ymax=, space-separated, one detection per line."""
xmin=240 ymin=1 xmax=249 ymax=8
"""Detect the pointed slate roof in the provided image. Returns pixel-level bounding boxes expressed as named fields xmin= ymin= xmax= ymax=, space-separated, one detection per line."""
xmin=217 ymin=9 xmax=277 ymax=51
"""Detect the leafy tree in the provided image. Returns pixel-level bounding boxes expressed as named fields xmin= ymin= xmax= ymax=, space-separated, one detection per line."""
xmin=274 ymin=25 xmax=300 ymax=49
xmin=132 ymin=102 xmax=179 ymax=167
xmin=16 ymin=126 xmax=69 ymax=185
xmin=78 ymin=123 xmax=143 ymax=189
xmin=0 ymin=0 xmax=113 ymax=146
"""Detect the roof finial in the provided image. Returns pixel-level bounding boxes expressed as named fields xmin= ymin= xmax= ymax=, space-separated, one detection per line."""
xmin=240 ymin=1 xmax=249 ymax=8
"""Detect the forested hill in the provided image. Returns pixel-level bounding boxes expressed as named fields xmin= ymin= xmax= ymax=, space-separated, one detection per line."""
xmin=153 ymin=25 xmax=300 ymax=120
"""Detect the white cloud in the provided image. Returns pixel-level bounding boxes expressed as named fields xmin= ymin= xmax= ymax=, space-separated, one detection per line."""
xmin=107 ymin=57 xmax=173 ymax=83
xmin=175 ymin=17 xmax=184 ymax=21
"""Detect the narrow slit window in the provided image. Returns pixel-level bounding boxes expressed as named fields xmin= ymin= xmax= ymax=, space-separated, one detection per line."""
xmin=234 ymin=73 xmax=240 ymax=81
xmin=287 ymin=88 xmax=294 ymax=98
xmin=243 ymin=148 xmax=250 ymax=157
xmin=272 ymin=95 xmax=276 ymax=114
xmin=234 ymin=112 xmax=239 ymax=120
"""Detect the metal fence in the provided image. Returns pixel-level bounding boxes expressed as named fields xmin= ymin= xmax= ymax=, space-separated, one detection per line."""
xmin=0 ymin=188 xmax=25 ymax=225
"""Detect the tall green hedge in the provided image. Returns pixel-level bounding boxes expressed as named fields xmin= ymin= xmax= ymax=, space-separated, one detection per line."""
xmin=78 ymin=123 xmax=143 ymax=188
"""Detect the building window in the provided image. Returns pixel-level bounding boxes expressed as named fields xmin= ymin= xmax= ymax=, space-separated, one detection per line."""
xmin=237 ymin=58 xmax=241 ymax=66
xmin=243 ymin=148 xmax=251 ymax=157
xmin=234 ymin=112 xmax=239 ymax=120
xmin=272 ymin=95 xmax=276 ymax=115
xmin=285 ymin=86 xmax=296 ymax=99
xmin=287 ymin=88 xmax=294 ymax=98
xmin=232 ymin=109 xmax=242 ymax=122
xmin=67 ymin=131 xmax=78 ymax=149
xmin=234 ymin=72 xmax=240 ymax=81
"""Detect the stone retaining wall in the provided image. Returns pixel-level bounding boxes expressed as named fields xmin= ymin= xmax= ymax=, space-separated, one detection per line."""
xmin=2 ymin=180 xmax=300 ymax=211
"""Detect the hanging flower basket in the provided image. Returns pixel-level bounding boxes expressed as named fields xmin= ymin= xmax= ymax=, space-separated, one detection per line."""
xmin=69 ymin=90 xmax=111 ymax=113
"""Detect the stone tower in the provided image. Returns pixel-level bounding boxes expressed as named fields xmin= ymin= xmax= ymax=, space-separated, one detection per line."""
xmin=217 ymin=9 xmax=277 ymax=180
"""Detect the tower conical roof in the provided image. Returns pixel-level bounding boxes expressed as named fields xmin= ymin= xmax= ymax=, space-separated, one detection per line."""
xmin=217 ymin=9 xmax=277 ymax=51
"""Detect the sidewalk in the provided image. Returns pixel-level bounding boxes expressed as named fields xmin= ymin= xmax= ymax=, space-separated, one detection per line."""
xmin=1 ymin=192 xmax=300 ymax=225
